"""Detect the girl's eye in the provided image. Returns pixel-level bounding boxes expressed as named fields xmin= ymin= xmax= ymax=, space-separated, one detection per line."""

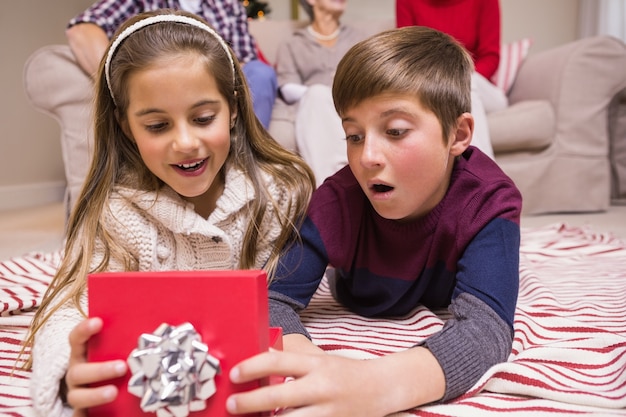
xmin=146 ymin=122 xmax=168 ymax=132
xmin=195 ymin=115 xmax=216 ymax=125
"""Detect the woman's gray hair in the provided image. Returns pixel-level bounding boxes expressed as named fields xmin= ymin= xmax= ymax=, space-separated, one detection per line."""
xmin=299 ymin=0 xmax=314 ymax=21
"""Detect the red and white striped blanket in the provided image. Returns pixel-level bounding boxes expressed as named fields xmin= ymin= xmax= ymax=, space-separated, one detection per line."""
xmin=1 ymin=224 xmax=625 ymax=417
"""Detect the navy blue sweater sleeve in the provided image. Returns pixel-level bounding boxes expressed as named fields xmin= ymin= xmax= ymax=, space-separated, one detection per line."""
xmin=455 ymin=217 xmax=520 ymax=329
xmin=269 ymin=216 xmax=329 ymax=335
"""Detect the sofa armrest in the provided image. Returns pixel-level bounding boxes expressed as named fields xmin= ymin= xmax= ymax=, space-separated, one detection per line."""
xmin=24 ymin=44 xmax=93 ymax=121
xmin=23 ymin=44 xmax=95 ymax=213
xmin=490 ymin=100 xmax=555 ymax=153
xmin=508 ymin=36 xmax=626 ymax=156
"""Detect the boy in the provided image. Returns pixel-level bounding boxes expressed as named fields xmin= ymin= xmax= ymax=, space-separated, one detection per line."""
xmin=227 ymin=26 xmax=522 ymax=416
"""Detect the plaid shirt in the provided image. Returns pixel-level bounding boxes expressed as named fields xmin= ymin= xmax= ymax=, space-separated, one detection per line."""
xmin=68 ymin=0 xmax=257 ymax=63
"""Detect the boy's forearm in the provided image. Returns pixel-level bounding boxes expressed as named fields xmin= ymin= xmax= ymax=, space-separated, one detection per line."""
xmin=367 ymin=346 xmax=445 ymax=415
xmin=268 ymin=291 xmax=310 ymax=337
xmin=423 ymin=292 xmax=513 ymax=401
xmin=283 ymin=333 xmax=324 ymax=354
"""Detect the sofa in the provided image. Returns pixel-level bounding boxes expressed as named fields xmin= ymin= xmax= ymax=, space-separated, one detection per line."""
xmin=24 ymin=19 xmax=626 ymax=215
xmin=488 ymin=36 xmax=626 ymax=213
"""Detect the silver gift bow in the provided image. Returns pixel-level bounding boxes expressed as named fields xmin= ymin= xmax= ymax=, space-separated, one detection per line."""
xmin=127 ymin=322 xmax=221 ymax=417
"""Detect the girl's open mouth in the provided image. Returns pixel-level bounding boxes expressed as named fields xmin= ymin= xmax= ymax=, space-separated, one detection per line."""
xmin=175 ymin=159 xmax=206 ymax=172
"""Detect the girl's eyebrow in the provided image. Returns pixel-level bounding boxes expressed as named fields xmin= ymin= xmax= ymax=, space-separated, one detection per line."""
xmin=135 ymin=107 xmax=164 ymax=116
xmin=134 ymin=99 xmax=222 ymax=117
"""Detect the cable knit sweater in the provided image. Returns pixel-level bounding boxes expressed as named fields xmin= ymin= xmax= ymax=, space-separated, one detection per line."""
xmin=30 ymin=167 xmax=291 ymax=417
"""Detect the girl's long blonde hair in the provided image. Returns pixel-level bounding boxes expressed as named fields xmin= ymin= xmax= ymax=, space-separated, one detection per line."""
xmin=22 ymin=9 xmax=314 ymax=369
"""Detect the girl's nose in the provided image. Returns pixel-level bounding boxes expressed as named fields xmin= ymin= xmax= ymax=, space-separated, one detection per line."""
xmin=171 ymin=125 xmax=198 ymax=152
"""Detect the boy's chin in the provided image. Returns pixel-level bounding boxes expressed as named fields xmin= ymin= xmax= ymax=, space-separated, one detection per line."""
xmin=371 ymin=203 xmax=426 ymax=223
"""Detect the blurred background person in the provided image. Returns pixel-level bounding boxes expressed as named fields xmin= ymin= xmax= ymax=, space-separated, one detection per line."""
xmin=66 ymin=0 xmax=277 ymax=128
xmin=396 ymin=0 xmax=508 ymax=159
xmin=275 ymin=0 xmax=367 ymax=185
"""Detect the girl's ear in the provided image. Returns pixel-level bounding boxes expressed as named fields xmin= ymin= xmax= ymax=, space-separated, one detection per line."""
xmin=230 ymin=91 xmax=238 ymax=128
xmin=115 ymin=109 xmax=134 ymax=141
xmin=230 ymin=106 xmax=238 ymax=129
xmin=449 ymin=112 xmax=473 ymax=156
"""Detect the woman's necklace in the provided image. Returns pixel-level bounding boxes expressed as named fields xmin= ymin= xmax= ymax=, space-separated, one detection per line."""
xmin=307 ymin=25 xmax=340 ymax=41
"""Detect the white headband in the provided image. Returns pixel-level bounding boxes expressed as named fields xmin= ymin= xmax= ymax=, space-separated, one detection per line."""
xmin=104 ymin=14 xmax=236 ymax=104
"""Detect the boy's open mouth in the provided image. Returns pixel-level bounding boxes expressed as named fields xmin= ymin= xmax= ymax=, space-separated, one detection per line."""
xmin=372 ymin=184 xmax=394 ymax=193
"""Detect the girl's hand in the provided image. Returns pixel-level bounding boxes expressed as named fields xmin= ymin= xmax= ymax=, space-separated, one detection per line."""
xmin=65 ymin=317 xmax=127 ymax=416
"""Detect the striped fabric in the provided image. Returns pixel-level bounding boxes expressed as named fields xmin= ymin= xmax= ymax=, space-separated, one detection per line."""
xmin=490 ymin=38 xmax=533 ymax=94
xmin=1 ymin=224 xmax=625 ymax=416
xmin=0 ymin=251 xmax=61 ymax=417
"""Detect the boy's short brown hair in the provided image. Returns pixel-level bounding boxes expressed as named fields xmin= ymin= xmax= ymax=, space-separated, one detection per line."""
xmin=332 ymin=26 xmax=474 ymax=143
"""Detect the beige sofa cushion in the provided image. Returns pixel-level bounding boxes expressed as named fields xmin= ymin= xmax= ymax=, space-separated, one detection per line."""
xmin=489 ymin=100 xmax=555 ymax=153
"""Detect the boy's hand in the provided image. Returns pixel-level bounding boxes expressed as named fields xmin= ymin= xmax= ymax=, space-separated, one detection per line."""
xmin=226 ymin=345 xmax=445 ymax=417
xmin=226 ymin=350 xmax=391 ymax=417
xmin=64 ymin=317 xmax=127 ymax=415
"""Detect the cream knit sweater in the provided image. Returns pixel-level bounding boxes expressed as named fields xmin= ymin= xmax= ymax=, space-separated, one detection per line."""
xmin=30 ymin=167 xmax=291 ymax=416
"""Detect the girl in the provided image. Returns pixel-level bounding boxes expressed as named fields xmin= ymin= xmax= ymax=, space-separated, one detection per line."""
xmin=23 ymin=9 xmax=314 ymax=416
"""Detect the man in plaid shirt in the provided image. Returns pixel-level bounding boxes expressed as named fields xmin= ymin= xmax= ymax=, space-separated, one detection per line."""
xmin=66 ymin=0 xmax=277 ymax=128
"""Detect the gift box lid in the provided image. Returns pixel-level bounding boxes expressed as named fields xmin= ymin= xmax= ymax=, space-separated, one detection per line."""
xmin=87 ymin=269 xmax=275 ymax=417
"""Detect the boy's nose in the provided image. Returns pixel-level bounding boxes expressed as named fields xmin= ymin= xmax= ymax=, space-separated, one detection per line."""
xmin=359 ymin=137 xmax=384 ymax=168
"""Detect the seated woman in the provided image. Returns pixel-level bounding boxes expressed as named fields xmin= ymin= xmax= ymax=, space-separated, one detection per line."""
xmin=275 ymin=0 xmax=367 ymax=186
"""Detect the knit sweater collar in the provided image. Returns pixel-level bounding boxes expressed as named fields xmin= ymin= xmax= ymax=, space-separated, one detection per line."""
xmin=114 ymin=167 xmax=254 ymax=231
xmin=209 ymin=167 xmax=255 ymax=223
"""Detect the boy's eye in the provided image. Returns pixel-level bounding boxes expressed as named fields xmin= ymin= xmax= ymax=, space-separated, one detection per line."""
xmin=345 ymin=134 xmax=364 ymax=144
xmin=387 ymin=128 xmax=407 ymax=137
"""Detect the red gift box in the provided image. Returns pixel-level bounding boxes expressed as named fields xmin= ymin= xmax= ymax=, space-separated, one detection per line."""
xmin=87 ymin=270 xmax=281 ymax=417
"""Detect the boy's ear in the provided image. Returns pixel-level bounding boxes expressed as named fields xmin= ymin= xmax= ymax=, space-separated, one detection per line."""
xmin=449 ymin=112 xmax=473 ymax=156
